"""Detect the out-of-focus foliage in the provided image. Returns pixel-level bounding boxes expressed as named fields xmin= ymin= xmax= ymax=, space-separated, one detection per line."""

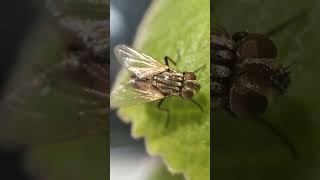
xmin=0 ymin=0 xmax=108 ymax=146
xmin=25 ymin=134 xmax=108 ymax=180
xmin=0 ymin=0 xmax=108 ymax=179
xmin=113 ymin=0 xmax=210 ymax=180
xmin=148 ymin=164 xmax=184 ymax=180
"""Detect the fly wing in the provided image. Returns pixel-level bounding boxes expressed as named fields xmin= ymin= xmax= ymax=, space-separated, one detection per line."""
xmin=111 ymin=79 xmax=164 ymax=108
xmin=114 ymin=44 xmax=168 ymax=79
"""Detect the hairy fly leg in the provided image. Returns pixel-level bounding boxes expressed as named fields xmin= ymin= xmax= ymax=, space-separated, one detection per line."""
xmin=270 ymin=66 xmax=290 ymax=95
xmin=164 ymin=56 xmax=177 ymax=67
xmin=157 ymin=98 xmax=170 ymax=127
xmin=188 ymin=98 xmax=204 ymax=112
xmin=265 ymin=11 xmax=306 ymax=37
xmin=256 ymin=117 xmax=299 ymax=159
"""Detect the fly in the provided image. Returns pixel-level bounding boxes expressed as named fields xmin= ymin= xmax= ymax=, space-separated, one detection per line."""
xmin=211 ymin=12 xmax=305 ymax=159
xmin=111 ymin=44 xmax=204 ymax=126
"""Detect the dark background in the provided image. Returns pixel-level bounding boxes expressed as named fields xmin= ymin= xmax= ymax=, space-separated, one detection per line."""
xmin=0 ymin=1 xmax=39 ymax=179
xmin=0 ymin=0 xmax=151 ymax=179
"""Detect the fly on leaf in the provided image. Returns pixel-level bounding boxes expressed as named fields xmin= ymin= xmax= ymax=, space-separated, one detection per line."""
xmin=111 ymin=44 xmax=204 ymax=126
xmin=211 ymin=12 xmax=305 ymax=159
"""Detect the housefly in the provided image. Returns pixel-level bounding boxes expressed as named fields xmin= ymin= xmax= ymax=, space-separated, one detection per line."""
xmin=111 ymin=44 xmax=204 ymax=126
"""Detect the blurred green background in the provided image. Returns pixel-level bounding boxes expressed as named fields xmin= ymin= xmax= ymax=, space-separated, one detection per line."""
xmin=213 ymin=0 xmax=320 ymax=179
xmin=0 ymin=0 xmax=108 ymax=179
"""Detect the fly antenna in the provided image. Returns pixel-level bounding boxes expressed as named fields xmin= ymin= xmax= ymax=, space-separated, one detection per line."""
xmin=257 ymin=117 xmax=299 ymax=159
xmin=283 ymin=61 xmax=297 ymax=72
xmin=265 ymin=11 xmax=307 ymax=37
xmin=193 ymin=65 xmax=206 ymax=74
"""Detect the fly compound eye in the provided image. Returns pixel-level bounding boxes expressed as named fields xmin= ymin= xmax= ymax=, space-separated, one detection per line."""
xmin=229 ymin=85 xmax=268 ymax=119
xmin=238 ymin=33 xmax=277 ymax=59
xmin=184 ymin=72 xmax=197 ymax=80
xmin=182 ymin=89 xmax=194 ymax=98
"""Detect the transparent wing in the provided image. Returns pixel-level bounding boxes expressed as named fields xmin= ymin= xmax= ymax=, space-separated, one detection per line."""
xmin=114 ymin=44 xmax=168 ymax=79
xmin=111 ymin=79 xmax=164 ymax=108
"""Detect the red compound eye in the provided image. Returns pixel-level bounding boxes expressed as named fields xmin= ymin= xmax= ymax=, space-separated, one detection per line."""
xmin=184 ymin=72 xmax=197 ymax=80
xmin=229 ymin=85 xmax=268 ymax=119
xmin=182 ymin=89 xmax=194 ymax=98
xmin=238 ymin=33 xmax=277 ymax=59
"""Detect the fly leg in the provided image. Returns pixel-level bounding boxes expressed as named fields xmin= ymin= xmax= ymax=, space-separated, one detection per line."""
xmin=265 ymin=11 xmax=306 ymax=37
xmin=78 ymin=108 xmax=108 ymax=131
xmin=164 ymin=49 xmax=181 ymax=67
xmin=193 ymin=65 xmax=206 ymax=74
xmin=189 ymin=98 xmax=204 ymax=112
xmin=164 ymin=56 xmax=177 ymax=67
xmin=257 ymin=117 xmax=299 ymax=159
xmin=157 ymin=98 xmax=170 ymax=127
xmin=78 ymin=108 xmax=108 ymax=119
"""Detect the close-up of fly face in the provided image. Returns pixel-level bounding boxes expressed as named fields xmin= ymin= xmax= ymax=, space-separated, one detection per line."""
xmin=181 ymin=72 xmax=201 ymax=98
xmin=211 ymin=25 xmax=290 ymax=117
xmin=210 ymin=15 xmax=303 ymax=157
xmin=111 ymin=44 xmax=203 ymax=125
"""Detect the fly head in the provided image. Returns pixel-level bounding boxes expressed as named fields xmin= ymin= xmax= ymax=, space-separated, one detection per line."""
xmin=181 ymin=72 xmax=201 ymax=98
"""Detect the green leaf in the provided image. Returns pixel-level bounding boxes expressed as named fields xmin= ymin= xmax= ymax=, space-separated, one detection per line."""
xmin=213 ymin=0 xmax=320 ymax=179
xmin=113 ymin=1 xmax=210 ymax=180
xmin=148 ymin=163 xmax=185 ymax=180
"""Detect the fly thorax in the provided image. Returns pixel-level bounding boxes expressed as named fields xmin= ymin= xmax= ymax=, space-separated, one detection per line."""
xmin=151 ymin=71 xmax=183 ymax=96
